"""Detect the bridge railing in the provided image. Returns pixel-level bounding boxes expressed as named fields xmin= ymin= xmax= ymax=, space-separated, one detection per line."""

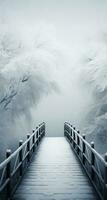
xmin=0 ymin=122 xmax=45 ymax=200
xmin=64 ymin=122 xmax=107 ymax=200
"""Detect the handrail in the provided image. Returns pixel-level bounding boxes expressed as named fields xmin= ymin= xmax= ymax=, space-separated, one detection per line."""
xmin=0 ymin=125 xmax=41 ymax=170
xmin=0 ymin=122 xmax=45 ymax=200
xmin=64 ymin=122 xmax=107 ymax=200
xmin=65 ymin=122 xmax=105 ymax=164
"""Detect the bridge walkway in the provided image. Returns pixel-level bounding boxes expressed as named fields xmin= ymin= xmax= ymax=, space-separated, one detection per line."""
xmin=13 ymin=137 xmax=99 ymax=200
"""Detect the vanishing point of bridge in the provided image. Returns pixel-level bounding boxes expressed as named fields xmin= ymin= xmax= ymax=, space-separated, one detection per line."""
xmin=0 ymin=122 xmax=107 ymax=200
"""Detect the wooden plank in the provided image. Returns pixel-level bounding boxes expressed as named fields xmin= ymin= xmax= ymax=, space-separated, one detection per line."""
xmin=13 ymin=137 xmax=99 ymax=200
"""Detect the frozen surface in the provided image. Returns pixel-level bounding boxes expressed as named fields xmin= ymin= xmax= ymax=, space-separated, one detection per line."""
xmin=13 ymin=137 xmax=98 ymax=200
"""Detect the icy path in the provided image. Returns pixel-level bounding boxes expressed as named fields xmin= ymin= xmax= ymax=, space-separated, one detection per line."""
xmin=13 ymin=137 xmax=98 ymax=200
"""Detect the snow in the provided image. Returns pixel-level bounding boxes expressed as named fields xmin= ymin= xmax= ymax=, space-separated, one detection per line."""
xmin=0 ymin=21 xmax=65 ymax=159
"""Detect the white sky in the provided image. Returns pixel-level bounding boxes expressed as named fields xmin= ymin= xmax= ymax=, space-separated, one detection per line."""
xmin=1 ymin=0 xmax=107 ymax=49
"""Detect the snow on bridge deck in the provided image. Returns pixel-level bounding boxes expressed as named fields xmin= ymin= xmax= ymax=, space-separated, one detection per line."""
xmin=13 ymin=137 xmax=99 ymax=200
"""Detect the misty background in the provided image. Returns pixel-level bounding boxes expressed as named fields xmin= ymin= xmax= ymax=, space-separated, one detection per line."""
xmin=0 ymin=0 xmax=107 ymax=160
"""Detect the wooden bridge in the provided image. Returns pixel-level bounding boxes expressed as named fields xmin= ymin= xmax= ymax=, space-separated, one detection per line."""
xmin=0 ymin=122 xmax=107 ymax=200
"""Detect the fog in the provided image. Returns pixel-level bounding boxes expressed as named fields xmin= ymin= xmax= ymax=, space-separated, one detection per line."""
xmin=0 ymin=0 xmax=107 ymax=157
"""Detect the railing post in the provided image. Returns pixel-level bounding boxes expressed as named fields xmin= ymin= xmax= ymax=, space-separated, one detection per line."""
xmin=73 ymin=127 xmax=76 ymax=148
xmin=82 ymin=134 xmax=86 ymax=165
xmin=32 ymin=129 xmax=35 ymax=152
xmin=44 ymin=123 xmax=45 ymax=136
xmin=70 ymin=125 xmax=72 ymax=143
xmin=77 ymin=130 xmax=80 ymax=155
xmin=6 ymin=149 xmax=11 ymax=199
xmin=91 ymin=141 xmax=95 ymax=180
xmin=64 ymin=123 xmax=66 ymax=136
xmin=42 ymin=123 xmax=44 ymax=137
xmin=70 ymin=125 xmax=72 ymax=137
xmin=104 ymin=153 xmax=107 ymax=200
xmin=36 ymin=127 xmax=39 ymax=146
xmin=19 ymin=140 xmax=23 ymax=176
xmin=68 ymin=126 xmax=70 ymax=140
xmin=41 ymin=124 xmax=43 ymax=137
xmin=27 ymin=134 xmax=30 ymax=162
xmin=39 ymin=125 xmax=41 ymax=142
